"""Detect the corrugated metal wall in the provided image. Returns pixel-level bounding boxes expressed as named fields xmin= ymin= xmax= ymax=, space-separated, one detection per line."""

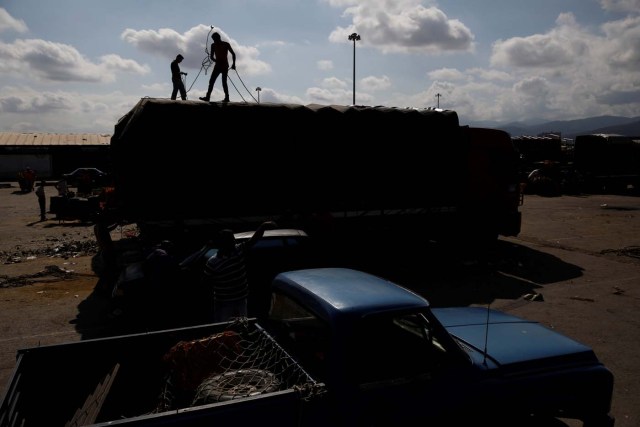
xmin=0 ymin=132 xmax=111 ymax=181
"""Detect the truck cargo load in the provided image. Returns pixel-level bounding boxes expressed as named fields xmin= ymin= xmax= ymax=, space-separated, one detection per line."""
xmin=106 ymin=99 xmax=521 ymax=247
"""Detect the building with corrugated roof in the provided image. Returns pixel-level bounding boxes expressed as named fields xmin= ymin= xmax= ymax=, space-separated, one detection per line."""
xmin=0 ymin=132 xmax=111 ymax=181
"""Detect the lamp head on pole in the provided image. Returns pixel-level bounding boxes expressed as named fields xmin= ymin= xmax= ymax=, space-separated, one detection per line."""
xmin=348 ymin=33 xmax=361 ymax=42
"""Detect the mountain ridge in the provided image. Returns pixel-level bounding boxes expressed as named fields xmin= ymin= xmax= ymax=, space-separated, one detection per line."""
xmin=466 ymin=115 xmax=640 ymax=139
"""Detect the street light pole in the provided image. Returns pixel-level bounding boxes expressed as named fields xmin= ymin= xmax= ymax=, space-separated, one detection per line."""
xmin=435 ymin=93 xmax=442 ymax=108
xmin=348 ymin=32 xmax=361 ymax=105
xmin=256 ymin=87 xmax=262 ymax=104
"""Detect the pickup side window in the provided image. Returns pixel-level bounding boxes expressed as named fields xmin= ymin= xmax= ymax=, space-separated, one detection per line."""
xmin=266 ymin=292 xmax=330 ymax=380
xmin=351 ymin=312 xmax=446 ymax=386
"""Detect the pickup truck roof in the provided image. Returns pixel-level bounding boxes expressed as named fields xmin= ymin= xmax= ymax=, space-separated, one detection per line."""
xmin=179 ymin=228 xmax=310 ymax=267
xmin=233 ymin=228 xmax=309 ymax=240
xmin=272 ymin=268 xmax=428 ymax=322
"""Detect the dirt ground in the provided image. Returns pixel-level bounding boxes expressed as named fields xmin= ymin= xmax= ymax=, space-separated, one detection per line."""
xmin=1 ymin=182 xmax=639 ymax=427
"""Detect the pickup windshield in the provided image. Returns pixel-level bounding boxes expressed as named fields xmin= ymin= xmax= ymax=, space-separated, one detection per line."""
xmin=349 ymin=312 xmax=449 ymax=386
xmin=266 ymin=291 xmax=331 ymax=380
xmin=266 ymin=291 xmax=452 ymax=386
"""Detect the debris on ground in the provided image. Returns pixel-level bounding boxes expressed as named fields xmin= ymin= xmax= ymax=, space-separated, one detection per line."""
xmin=601 ymin=246 xmax=640 ymax=259
xmin=1 ymin=240 xmax=99 ymax=265
xmin=0 ymin=239 xmax=99 ymax=288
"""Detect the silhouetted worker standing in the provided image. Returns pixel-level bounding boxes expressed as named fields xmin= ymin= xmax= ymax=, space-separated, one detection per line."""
xmin=35 ymin=180 xmax=46 ymax=221
xmin=203 ymin=220 xmax=276 ymax=322
xmin=170 ymin=54 xmax=187 ymax=100
xmin=199 ymin=32 xmax=236 ymax=103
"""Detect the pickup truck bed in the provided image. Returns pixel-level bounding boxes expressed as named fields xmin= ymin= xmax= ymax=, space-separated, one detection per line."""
xmin=0 ymin=320 xmax=324 ymax=427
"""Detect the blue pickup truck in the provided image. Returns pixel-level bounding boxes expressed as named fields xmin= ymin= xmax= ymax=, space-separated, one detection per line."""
xmin=0 ymin=268 xmax=614 ymax=426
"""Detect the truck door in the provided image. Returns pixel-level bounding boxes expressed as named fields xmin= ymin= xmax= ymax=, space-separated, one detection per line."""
xmin=346 ymin=312 xmax=471 ymax=424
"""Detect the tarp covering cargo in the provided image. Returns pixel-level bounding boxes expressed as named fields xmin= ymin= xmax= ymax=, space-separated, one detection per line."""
xmin=109 ymin=98 xmax=466 ymax=226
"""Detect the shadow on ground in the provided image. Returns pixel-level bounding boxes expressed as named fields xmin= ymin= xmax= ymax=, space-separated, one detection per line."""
xmin=70 ymin=237 xmax=584 ymax=341
xmin=332 ymin=238 xmax=584 ymax=308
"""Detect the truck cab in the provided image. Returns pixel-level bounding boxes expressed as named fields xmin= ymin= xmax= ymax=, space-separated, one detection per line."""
xmin=265 ymin=268 xmax=615 ymax=426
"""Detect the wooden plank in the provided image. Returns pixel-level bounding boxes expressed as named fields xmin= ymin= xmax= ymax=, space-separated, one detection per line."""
xmin=65 ymin=363 xmax=120 ymax=427
xmin=0 ymin=372 xmax=22 ymax=427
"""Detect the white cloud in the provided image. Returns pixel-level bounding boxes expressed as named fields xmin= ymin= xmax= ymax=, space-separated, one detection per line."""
xmin=428 ymin=68 xmax=466 ymax=81
xmin=256 ymin=87 xmax=304 ymax=105
xmin=599 ymin=0 xmax=640 ymax=13
xmin=600 ymin=15 xmax=640 ymax=71
xmin=121 ymin=25 xmax=272 ymax=77
xmin=467 ymin=68 xmax=513 ymax=82
xmin=0 ymin=86 xmax=139 ymax=132
xmin=491 ymin=14 xmax=588 ymax=69
xmin=321 ymin=76 xmax=348 ymax=89
xmin=327 ymin=0 xmax=474 ymax=54
xmin=317 ymin=60 xmax=333 ymax=70
xmin=360 ymin=75 xmax=391 ymax=91
xmin=306 ymin=85 xmax=349 ymax=104
xmin=101 ymin=54 xmax=150 ymax=74
xmin=0 ymin=7 xmax=27 ymax=33
xmin=0 ymin=38 xmax=147 ymax=83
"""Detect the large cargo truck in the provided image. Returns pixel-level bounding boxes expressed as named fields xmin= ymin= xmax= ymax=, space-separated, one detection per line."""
xmin=104 ymin=99 xmax=521 ymax=249
xmin=573 ymin=133 xmax=640 ymax=193
xmin=517 ymin=133 xmax=640 ymax=196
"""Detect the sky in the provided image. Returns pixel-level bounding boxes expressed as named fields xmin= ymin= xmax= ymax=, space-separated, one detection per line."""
xmin=0 ymin=0 xmax=639 ymax=133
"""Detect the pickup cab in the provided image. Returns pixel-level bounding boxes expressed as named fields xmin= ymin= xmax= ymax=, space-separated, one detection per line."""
xmin=0 ymin=268 xmax=614 ymax=426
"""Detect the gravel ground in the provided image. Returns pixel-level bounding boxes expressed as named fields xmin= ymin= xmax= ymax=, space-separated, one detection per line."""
xmin=1 ymin=182 xmax=639 ymax=427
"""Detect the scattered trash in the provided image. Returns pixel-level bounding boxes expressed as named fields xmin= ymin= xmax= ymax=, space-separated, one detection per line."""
xmin=0 ymin=239 xmax=98 ymax=265
xmin=523 ymin=293 xmax=544 ymax=302
xmin=569 ymin=296 xmax=595 ymax=302
xmin=601 ymin=246 xmax=640 ymax=259
xmin=1 ymin=263 xmax=81 ymax=289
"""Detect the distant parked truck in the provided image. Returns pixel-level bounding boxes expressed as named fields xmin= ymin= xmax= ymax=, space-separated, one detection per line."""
xmin=572 ymin=134 xmax=640 ymax=193
xmin=517 ymin=133 xmax=640 ymax=196
xmin=512 ymin=134 xmax=566 ymax=197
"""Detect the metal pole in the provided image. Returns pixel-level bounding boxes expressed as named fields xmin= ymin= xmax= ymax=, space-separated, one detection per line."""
xmin=352 ymin=38 xmax=356 ymax=105
xmin=348 ymin=33 xmax=360 ymax=105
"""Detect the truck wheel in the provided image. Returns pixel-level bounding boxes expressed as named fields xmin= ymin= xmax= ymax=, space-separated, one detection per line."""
xmin=192 ymin=368 xmax=281 ymax=405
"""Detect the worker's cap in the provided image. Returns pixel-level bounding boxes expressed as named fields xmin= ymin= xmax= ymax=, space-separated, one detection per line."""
xmin=177 ymin=54 xmax=184 ymax=60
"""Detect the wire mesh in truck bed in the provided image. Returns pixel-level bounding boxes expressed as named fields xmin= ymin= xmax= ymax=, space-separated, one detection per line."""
xmin=155 ymin=318 xmax=325 ymax=413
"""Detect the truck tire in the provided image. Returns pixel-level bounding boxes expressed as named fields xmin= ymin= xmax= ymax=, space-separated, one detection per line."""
xmin=192 ymin=368 xmax=280 ymax=405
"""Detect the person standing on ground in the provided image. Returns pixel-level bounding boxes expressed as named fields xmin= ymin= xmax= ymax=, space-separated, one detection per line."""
xmin=199 ymin=32 xmax=236 ymax=103
xmin=203 ymin=220 xmax=277 ymax=322
xmin=170 ymin=54 xmax=187 ymax=100
xmin=54 ymin=178 xmax=69 ymax=197
xmin=35 ymin=180 xmax=47 ymax=221
xmin=23 ymin=167 xmax=36 ymax=192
